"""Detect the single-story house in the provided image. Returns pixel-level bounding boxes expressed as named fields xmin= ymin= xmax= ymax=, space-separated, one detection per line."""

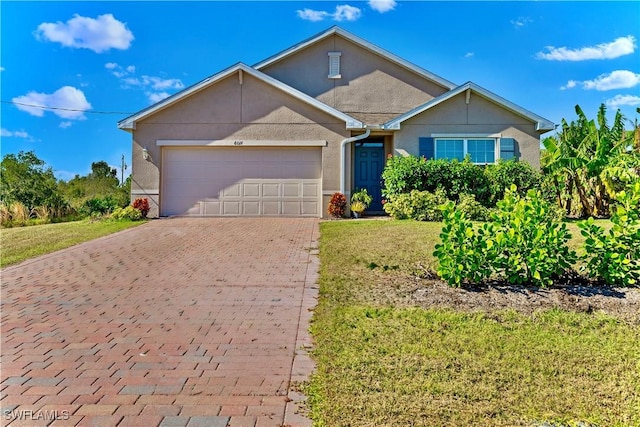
xmin=118 ymin=26 xmax=555 ymax=218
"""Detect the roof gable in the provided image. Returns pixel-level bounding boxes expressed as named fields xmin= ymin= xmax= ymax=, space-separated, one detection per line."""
xmin=383 ymin=82 xmax=555 ymax=132
xmin=118 ymin=63 xmax=363 ymax=131
xmin=253 ymin=26 xmax=456 ymax=91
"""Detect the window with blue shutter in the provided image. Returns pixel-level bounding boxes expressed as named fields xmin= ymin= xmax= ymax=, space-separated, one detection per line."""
xmin=500 ymin=138 xmax=516 ymax=160
xmin=419 ymin=137 xmax=434 ymax=159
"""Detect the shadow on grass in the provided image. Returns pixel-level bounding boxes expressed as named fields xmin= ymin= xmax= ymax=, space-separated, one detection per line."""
xmin=459 ymin=272 xmax=628 ymax=299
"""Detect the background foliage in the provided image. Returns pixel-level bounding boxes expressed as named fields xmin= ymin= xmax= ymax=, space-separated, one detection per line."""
xmin=1 ymin=151 xmax=131 ymax=226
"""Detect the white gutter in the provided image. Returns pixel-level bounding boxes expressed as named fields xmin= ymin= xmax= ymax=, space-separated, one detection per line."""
xmin=340 ymin=127 xmax=371 ymax=195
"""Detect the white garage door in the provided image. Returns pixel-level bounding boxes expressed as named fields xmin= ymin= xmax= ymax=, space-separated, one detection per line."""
xmin=162 ymin=147 xmax=322 ymax=217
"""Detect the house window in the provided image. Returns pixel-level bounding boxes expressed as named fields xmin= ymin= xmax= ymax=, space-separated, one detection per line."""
xmin=436 ymin=139 xmax=464 ymax=161
xmin=420 ymin=136 xmax=514 ymax=163
xmin=467 ymin=139 xmax=495 ymax=163
xmin=328 ymin=52 xmax=341 ymax=79
xmin=434 ymin=138 xmax=497 ymax=164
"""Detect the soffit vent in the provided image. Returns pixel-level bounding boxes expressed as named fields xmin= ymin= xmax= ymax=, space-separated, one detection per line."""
xmin=328 ymin=52 xmax=341 ymax=79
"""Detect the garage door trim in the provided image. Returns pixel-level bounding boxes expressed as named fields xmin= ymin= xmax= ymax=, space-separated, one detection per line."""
xmin=157 ymin=139 xmax=327 ymax=147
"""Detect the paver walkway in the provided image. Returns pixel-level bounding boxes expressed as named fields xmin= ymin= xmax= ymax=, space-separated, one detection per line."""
xmin=1 ymin=218 xmax=319 ymax=427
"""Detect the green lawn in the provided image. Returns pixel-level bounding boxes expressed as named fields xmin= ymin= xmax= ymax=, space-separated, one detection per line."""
xmin=0 ymin=219 xmax=145 ymax=268
xmin=306 ymin=219 xmax=639 ymax=427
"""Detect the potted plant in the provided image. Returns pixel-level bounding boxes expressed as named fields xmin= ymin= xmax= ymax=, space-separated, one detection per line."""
xmin=350 ymin=188 xmax=373 ymax=218
xmin=350 ymin=201 xmax=366 ymax=218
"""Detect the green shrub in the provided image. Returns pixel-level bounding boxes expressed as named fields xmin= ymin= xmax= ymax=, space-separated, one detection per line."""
xmin=81 ymin=196 xmax=118 ymax=217
xmin=578 ymin=181 xmax=640 ymax=286
xmin=383 ymin=189 xmax=448 ymax=221
xmin=434 ymin=186 xmax=576 ymax=287
xmin=381 ymin=155 xmax=428 ymax=197
xmin=490 ymin=187 xmax=577 ymax=287
xmin=381 ymin=156 xmax=491 ymax=205
xmin=111 ymin=205 xmax=143 ymax=221
xmin=485 ymin=159 xmax=542 ymax=204
xmin=433 ymin=201 xmax=493 ymax=286
xmin=456 ymin=193 xmax=491 ymax=221
xmin=425 ymin=158 xmax=491 ymax=205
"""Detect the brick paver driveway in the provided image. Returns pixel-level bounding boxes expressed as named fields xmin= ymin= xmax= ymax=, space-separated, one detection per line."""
xmin=1 ymin=218 xmax=319 ymax=427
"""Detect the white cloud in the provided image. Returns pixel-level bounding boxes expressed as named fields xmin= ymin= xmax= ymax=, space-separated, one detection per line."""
xmin=605 ymin=94 xmax=640 ymax=108
xmin=562 ymin=70 xmax=640 ymax=91
xmin=35 ymin=13 xmax=134 ymax=53
xmin=147 ymin=92 xmax=171 ymax=104
xmin=511 ymin=16 xmax=532 ymax=27
xmin=12 ymin=86 xmax=91 ymax=119
xmin=296 ymin=8 xmax=330 ymax=22
xmin=536 ymin=35 xmax=636 ymax=61
xmin=59 ymin=121 xmax=73 ymax=129
xmin=1 ymin=128 xmax=32 ymax=140
xmin=464 ymin=52 xmax=474 ymax=58
xmin=106 ymin=62 xmax=183 ymax=101
xmin=583 ymin=70 xmax=640 ymax=91
xmin=334 ymin=5 xmax=361 ymax=21
xmin=560 ymin=80 xmax=578 ymax=90
xmin=0 ymin=66 xmax=5 ymax=72
xmin=142 ymin=76 xmax=184 ymax=90
xmin=297 ymin=4 xmax=362 ymax=22
xmin=368 ymin=0 xmax=396 ymax=13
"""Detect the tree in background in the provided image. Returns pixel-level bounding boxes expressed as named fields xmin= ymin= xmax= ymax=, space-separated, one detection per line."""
xmin=0 ymin=151 xmax=66 ymax=210
xmin=59 ymin=160 xmax=129 ymax=211
xmin=542 ymin=104 xmax=637 ymax=218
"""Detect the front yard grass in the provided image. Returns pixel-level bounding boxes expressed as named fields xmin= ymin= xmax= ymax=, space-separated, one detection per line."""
xmin=0 ymin=219 xmax=145 ymax=268
xmin=306 ymin=219 xmax=639 ymax=426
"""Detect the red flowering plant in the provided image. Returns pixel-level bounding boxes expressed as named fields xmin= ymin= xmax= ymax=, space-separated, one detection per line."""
xmin=328 ymin=192 xmax=347 ymax=218
xmin=133 ymin=198 xmax=150 ymax=218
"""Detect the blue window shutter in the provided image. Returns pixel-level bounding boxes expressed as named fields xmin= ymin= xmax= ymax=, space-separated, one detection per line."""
xmin=419 ymin=137 xmax=434 ymax=159
xmin=500 ymin=138 xmax=516 ymax=160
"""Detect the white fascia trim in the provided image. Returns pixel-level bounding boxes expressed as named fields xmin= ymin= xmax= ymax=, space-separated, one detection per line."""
xmin=431 ymin=133 xmax=502 ymax=138
xmin=383 ymin=82 xmax=555 ymax=132
xmin=253 ymin=26 xmax=456 ymax=90
xmin=118 ymin=63 xmax=363 ymax=131
xmin=157 ymin=140 xmax=328 ymax=147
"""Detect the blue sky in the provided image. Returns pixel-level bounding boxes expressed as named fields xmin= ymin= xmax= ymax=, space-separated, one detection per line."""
xmin=1 ymin=1 xmax=639 ymax=182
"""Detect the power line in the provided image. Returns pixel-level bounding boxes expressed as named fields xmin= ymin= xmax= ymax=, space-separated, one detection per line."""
xmin=1 ymin=100 xmax=134 ymax=115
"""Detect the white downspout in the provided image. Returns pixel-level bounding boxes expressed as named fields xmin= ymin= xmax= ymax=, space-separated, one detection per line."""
xmin=340 ymin=126 xmax=370 ymax=195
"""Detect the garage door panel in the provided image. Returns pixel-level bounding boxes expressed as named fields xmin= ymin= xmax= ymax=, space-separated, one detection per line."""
xmin=263 ymin=201 xmax=280 ymax=215
xmin=282 ymin=201 xmax=300 ymax=215
xmin=302 ymin=201 xmax=319 ymax=215
xmin=163 ymin=147 xmax=321 ymax=217
xmin=222 ymin=201 xmax=241 ymax=215
xmin=262 ymin=183 xmax=280 ymax=197
xmin=283 ymin=183 xmax=300 ymax=197
xmin=243 ymin=183 xmax=260 ymax=197
xmin=203 ymin=201 xmax=221 ymax=215
xmin=303 ymin=183 xmax=319 ymax=197
xmin=243 ymin=201 xmax=260 ymax=215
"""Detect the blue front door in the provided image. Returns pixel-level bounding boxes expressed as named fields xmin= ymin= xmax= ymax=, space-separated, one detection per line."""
xmin=354 ymin=142 xmax=385 ymax=212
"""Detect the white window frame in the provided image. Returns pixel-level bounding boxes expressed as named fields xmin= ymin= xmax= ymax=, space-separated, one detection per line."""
xmin=328 ymin=52 xmax=341 ymax=79
xmin=432 ymin=133 xmax=501 ymax=165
